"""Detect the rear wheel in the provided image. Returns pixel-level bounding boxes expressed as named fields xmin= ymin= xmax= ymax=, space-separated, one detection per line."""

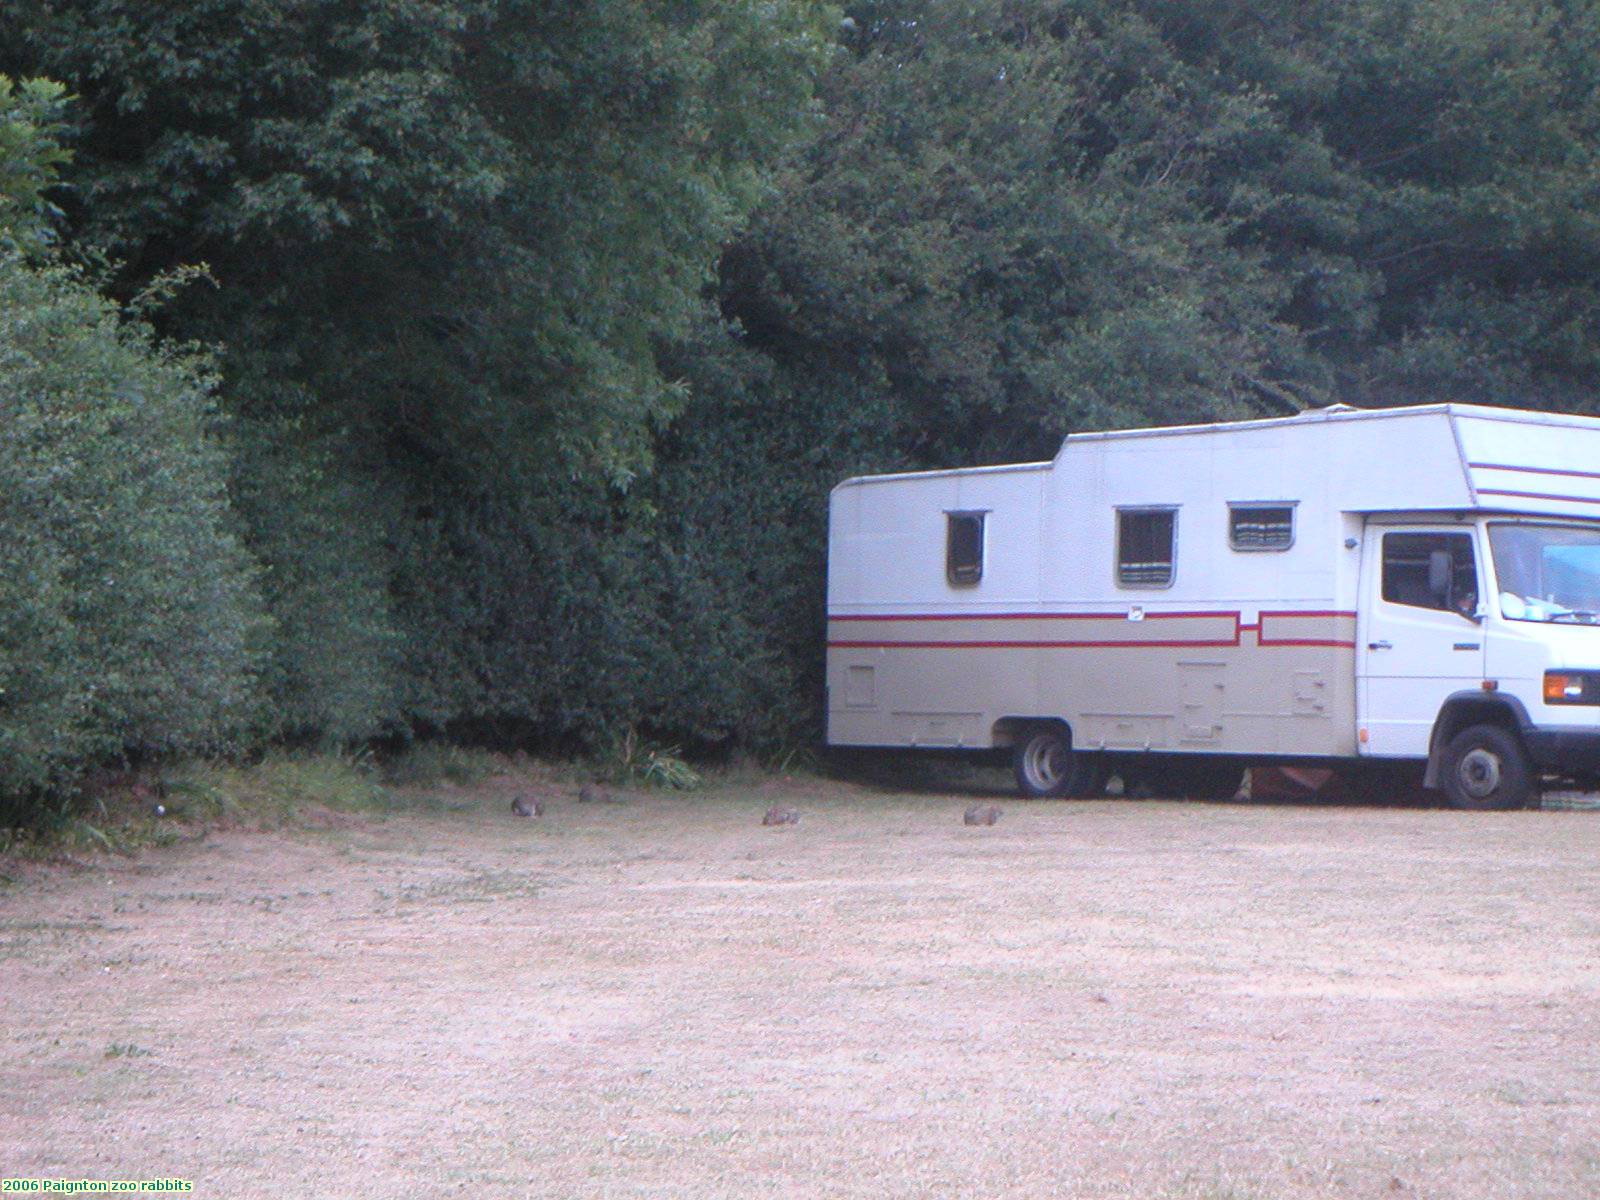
xmin=1440 ymin=724 xmax=1534 ymax=810
xmin=1014 ymin=728 xmax=1103 ymax=798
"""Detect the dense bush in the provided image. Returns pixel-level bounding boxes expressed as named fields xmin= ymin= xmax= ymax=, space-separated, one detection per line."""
xmin=0 ymin=255 xmax=265 ymax=813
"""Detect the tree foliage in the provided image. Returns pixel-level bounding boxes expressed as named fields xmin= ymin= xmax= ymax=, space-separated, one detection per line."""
xmin=4 ymin=76 xmax=262 ymax=808
xmin=716 ymin=0 xmax=1600 ymax=477
xmin=0 ymin=0 xmax=834 ymax=478
xmin=0 ymin=74 xmax=69 ymax=254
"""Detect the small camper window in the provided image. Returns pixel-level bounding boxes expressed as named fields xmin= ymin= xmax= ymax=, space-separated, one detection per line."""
xmin=946 ymin=512 xmax=985 ymax=586
xmin=1229 ymin=503 xmax=1295 ymax=551
xmin=1117 ymin=508 xmax=1176 ymax=588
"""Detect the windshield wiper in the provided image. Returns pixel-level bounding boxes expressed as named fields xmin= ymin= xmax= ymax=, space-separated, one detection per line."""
xmin=1548 ymin=610 xmax=1600 ymax=624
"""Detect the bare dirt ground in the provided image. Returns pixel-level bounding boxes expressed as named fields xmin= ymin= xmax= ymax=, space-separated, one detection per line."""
xmin=4 ymin=769 xmax=1600 ymax=1200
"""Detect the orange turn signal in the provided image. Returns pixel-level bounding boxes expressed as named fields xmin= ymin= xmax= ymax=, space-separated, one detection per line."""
xmin=1546 ymin=673 xmax=1584 ymax=703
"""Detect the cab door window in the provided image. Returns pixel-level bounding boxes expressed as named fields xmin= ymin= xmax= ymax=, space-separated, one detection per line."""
xmin=1381 ymin=531 xmax=1479 ymax=617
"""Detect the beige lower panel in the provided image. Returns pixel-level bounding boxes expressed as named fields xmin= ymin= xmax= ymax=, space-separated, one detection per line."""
xmin=826 ymin=642 xmax=1357 ymax=757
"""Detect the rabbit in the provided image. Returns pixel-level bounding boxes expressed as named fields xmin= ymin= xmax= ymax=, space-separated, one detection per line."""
xmin=510 ymin=795 xmax=542 ymax=818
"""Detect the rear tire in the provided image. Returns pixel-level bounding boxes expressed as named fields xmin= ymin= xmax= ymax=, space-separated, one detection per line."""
xmin=1014 ymin=728 xmax=1103 ymax=798
xmin=1440 ymin=724 xmax=1534 ymax=810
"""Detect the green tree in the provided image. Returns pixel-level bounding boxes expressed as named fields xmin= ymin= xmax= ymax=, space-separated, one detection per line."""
xmin=0 ymin=74 xmax=69 ymax=253
xmin=0 ymin=0 xmax=834 ymax=478
xmin=719 ymin=0 xmax=1322 ymax=476
xmin=1125 ymin=0 xmax=1600 ymax=407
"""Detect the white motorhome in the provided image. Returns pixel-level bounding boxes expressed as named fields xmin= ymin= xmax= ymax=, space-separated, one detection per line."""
xmin=826 ymin=403 xmax=1600 ymax=809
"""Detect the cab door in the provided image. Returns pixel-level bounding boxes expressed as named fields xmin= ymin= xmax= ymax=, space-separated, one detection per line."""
xmin=1357 ymin=527 xmax=1487 ymax=757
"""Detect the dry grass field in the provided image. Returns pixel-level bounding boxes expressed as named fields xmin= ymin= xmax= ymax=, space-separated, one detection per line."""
xmin=4 ymin=768 xmax=1600 ymax=1199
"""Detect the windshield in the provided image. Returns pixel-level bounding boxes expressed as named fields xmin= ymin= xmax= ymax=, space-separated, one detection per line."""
xmin=1488 ymin=523 xmax=1600 ymax=624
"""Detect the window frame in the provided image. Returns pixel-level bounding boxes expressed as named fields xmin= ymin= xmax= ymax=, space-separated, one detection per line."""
xmin=1115 ymin=506 xmax=1179 ymax=590
xmin=1227 ymin=500 xmax=1297 ymax=553
xmin=945 ymin=510 xmax=987 ymax=587
xmin=1379 ymin=529 xmax=1481 ymax=616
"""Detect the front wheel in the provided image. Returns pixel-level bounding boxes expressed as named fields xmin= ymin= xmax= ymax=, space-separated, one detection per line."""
xmin=1440 ymin=724 xmax=1534 ymax=810
xmin=1014 ymin=728 xmax=1103 ymax=798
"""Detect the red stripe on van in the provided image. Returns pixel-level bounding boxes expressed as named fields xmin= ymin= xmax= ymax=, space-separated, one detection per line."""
xmin=1257 ymin=610 xmax=1357 ymax=649
xmin=828 ymin=609 xmax=1359 ymax=650
xmin=1469 ymin=461 xmax=1600 ymax=482
xmin=1477 ymin=487 xmax=1600 ymax=507
xmin=827 ymin=638 xmax=1243 ymax=650
xmin=826 ymin=610 xmax=1231 ymax=622
xmin=828 ymin=610 xmax=1242 ymax=649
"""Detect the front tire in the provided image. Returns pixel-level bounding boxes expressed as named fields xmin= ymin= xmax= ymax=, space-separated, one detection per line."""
xmin=1014 ymin=728 xmax=1103 ymax=798
xmin=1440 ymin=724 xmax=1534 ymax=810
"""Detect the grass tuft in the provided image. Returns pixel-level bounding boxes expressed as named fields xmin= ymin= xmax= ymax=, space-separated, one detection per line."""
xmin=603 ymin=729 xmax=702 ymax=790
xmin=164 ymin=750 xmax=391 ymax=824
xmin=380 ymin=743 xmax=503 ymax=788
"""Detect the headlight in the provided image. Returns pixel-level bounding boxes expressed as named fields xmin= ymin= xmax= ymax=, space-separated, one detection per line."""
xmin=1544 ymin=671 xmax=1600 ymax=705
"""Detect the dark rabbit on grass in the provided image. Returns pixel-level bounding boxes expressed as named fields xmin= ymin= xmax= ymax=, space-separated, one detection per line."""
xmin=762 ymin=805 xmax=800 ymax=826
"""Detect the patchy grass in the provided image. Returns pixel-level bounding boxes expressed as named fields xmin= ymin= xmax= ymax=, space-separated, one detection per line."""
xmin=164 ymin=751 xmax=391 ymax=820
xmin=3 ymin=750 xmax=447 ymax=867
xmin=379 ymin=742 xmax=505 ymax=788
xmin=0 ymin=738 xmax=769 ymax=871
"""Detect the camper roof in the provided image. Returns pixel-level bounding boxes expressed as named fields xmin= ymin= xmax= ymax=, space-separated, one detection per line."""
xmin=1049 ymin=402 xmax=1600 ymax=519
xmin=833 ymin=403 xmax=1600 ymax=521
xmin=1057 ymin=402 xmax=1600 ymax=446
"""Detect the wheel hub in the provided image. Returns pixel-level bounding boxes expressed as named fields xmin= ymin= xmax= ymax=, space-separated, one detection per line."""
xmin=1025 ymin=738 xmax=1067 ymax=788
xmin=1457 ymin=748 xmax=1503 ymax=799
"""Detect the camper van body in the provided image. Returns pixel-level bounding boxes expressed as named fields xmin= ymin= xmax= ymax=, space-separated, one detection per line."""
xmin=825 ymin=404 xmax=1600 ymax=808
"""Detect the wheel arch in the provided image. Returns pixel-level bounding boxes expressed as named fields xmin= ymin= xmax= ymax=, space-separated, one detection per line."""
xmin=1424 ymin=692 xmax=1531 ymax=789
xmin=992 ymin=716 xmax=1071 ymax=749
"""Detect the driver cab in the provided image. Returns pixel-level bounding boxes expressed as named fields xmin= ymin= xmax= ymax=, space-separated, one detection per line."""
xmin=1358 ymin=521 xmax=1489 ymax=758
xmin=1358 ymin=515 xmax=1600 ymax=762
